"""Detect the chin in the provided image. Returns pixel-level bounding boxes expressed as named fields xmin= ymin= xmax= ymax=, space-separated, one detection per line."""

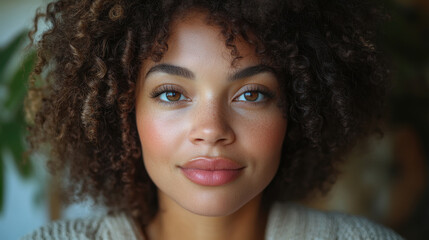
xmin=182 ymin=203 xmax=243 ymax=217
xmin=174 ymin=189 xmax=259 ymax=217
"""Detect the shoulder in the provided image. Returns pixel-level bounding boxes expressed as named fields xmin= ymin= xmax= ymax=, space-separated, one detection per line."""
xmin=266 ymin=202 xmax=404 ymax=240
xmin=20 ymin=212 xmax=144 ymax=240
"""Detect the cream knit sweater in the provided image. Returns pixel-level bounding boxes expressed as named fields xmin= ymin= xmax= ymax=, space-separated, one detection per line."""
xmin=21 ymin=203 xmax=403 ymax=240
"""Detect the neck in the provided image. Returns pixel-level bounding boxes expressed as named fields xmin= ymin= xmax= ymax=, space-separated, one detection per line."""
xmin=145 ymin=191 xmax=268 ymax=240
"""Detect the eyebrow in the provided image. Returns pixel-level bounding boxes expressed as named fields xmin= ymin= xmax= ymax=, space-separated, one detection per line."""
xmin=145 ymin=63 xmax=274 ymax=81
xmin=146 ymin=64 xmax=195 ymax=79
xmin=229 ymin=64 xmax=274 ymax=81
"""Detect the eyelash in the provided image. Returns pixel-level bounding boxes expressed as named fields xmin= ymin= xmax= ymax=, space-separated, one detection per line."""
xmin=149 ymin=84 xmax=275 ymax=105
xmin=234 ymin=85 xmax=275 ymax=103
xmin=150 ymin=85 xmax=188 ymax=105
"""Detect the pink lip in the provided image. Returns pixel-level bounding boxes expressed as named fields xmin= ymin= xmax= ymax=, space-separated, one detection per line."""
xmin=180 ymin=157 xmax=244 ymax=186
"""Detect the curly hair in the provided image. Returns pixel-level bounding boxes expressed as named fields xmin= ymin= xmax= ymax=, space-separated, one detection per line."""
xmin=26 ymin=0 xmax=388 ymax=226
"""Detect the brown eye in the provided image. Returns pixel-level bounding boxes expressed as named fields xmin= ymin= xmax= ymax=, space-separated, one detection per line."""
xmin=235 ymin=89 xmax=270 ymax=103
xmin=157 ymin=91 xmax=186 ymax=102
xmin=243 ymin=91 xmax=259 ymax=101
xmin=151 ymin=85 xmax=189 ymax=104
xmin=165 ymin=91 xmax=181 ymax=101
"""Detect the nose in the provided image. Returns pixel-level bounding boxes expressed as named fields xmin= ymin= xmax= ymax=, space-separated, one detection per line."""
xmin=188 ymin=100 xmax=235 ymax=146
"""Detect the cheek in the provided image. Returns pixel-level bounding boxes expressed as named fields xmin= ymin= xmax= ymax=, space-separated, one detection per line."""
xmin=137 ymin=116 xmax=164 ymax=157
xmin=136 ymin=110 xmax=186 ymax=161
xmin=237 ymin=110 xmax=287 ymax=189
xmin=241 ymin=114 xmax=287 ymax=159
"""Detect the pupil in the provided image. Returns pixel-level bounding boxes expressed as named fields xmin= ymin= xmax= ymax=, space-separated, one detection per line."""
xmin=244 ymin=92 xmax=258 ymax=101
xmin=166 ymin=92 xmax=180 ymax=101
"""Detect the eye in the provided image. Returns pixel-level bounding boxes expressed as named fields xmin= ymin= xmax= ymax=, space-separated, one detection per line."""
xmin=233 ymin=84 xmax=275 ymax=104
xmin=236 ymin=91 xmax=265 ymax=102
xmin=159 ymin=91 xmax=187 ymax=102
xmin=150 ymin=85 xmax=189 ymax=104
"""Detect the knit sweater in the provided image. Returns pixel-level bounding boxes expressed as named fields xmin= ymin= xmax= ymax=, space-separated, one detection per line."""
xmin=21 ymin=202 xmax=403 ymax=240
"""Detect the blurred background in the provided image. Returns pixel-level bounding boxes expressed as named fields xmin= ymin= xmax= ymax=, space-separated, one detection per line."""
xmin=0 ymin=0 xmax=428 ymax=239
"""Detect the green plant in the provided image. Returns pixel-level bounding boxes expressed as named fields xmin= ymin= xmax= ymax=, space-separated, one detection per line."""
xmin=0 ymin=31 xmax=36 ymax=213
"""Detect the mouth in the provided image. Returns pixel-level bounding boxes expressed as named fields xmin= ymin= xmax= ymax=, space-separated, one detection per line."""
xmin=179 ymin=157 xmax=245 ymax=186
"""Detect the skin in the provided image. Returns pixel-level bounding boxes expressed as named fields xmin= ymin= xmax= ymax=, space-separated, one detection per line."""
xmin=135 ymin=10 xmax=287 ymax=240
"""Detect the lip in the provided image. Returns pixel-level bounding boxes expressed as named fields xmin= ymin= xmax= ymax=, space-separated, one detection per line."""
xmin=179 ymin=157 xmax=244 ymax=186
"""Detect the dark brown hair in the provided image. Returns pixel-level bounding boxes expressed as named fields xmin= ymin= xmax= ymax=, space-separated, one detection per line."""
xmin=27 ymin=0 xmax=388 ymax=226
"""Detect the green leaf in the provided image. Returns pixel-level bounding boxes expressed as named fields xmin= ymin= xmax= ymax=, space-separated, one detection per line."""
xmin=4 ymin=51 xmax=36 ymax=112
xmin=1 ymin=117 xmax=32 ymax=179
xmin=0 ymin=31 xmax=28 ymax=82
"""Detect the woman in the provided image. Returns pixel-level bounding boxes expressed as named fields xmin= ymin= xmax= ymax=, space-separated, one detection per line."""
xmin=23 ymin=0 xmax=403 ymax=239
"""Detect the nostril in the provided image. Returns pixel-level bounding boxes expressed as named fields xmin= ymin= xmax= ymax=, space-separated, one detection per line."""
xmin=188 ymin=114 xmax=236 ymax=146
xmin=190 ymin=133 xmax=234 ymax=145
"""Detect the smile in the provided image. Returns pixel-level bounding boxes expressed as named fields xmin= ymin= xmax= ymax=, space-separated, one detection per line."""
xmin=179 ymin=157 xmax=245 ymax=186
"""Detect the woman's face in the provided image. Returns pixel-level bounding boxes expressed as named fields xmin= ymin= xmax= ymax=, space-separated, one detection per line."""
xmin=135 ymin=12 xmax=287 ymax=216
